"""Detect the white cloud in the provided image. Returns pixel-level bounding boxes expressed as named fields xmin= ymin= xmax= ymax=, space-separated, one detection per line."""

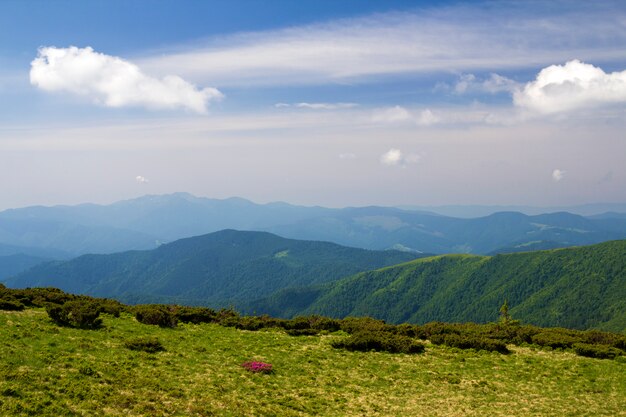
xmin=514 ymin=60 xmax=626 ymax=114
xmin=372 ymin=106 xmax=412 ymax=123
xmin=380 ymin=148 xmax=420 ymax=167
xmin=455 ymin=73 xmax=519 ymax=94
xmin=276 ymin=102 xmax=358 ymax=110
xmin=136 ymin=175 xmax=149 ymax=184
xmin=416 ymin=109 xmax=439 ymax=126
xmin=138 ymin=4 xmax=626 ymax=87
xmin=552 ymin=169 xmax=565 ymax=182
xmin=339 ymin=153 xmax=357 ymax=160
xmin=372 ymin=106 xmax=439 ymax=126
xmin=30 ymin=46 xmax=223 ymax=113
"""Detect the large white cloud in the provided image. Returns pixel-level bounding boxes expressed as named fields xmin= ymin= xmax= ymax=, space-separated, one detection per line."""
xmin=514 ymin=60 xmax=626 ymax=114
xmin=30 ymin=46 xmax=223 ymax=113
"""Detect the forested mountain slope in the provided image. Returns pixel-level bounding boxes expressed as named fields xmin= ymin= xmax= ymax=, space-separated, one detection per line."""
xmin=251 ymin=240 xmax=626 ymax=332
xmin=4 ymin=230 xmax=418 ymax=307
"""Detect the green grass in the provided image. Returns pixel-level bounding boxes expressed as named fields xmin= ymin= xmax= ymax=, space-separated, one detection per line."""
xmin=1 ymin=309 xmax=625 ymax=416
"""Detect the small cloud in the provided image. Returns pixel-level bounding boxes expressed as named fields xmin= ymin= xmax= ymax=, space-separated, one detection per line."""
xmin=136 ymin=175 xmax=149 ymax=184
xmin=514 ymin=60 xmax=626 ymax=114
xmin=380 ymin=148 xmax=420 ymax=167
xmin=372 ymin=106 xmax=412 ymax=123
xmin=552 ymin=169 xmax=565 ymax=182
xmin=30 ymin=46 xmax=223 ymax=113
xmin=455 ymin=73 xmax=519 ymax=94
xmin=295 ymin=102 xmax=358 ymax=110
xmin=416 ymin=109 xmax=439 ymax=126
xmin=339 ymin=153 xmax=357 ymax=160
xmin=274 ymin=102 xmax=290 ymax=108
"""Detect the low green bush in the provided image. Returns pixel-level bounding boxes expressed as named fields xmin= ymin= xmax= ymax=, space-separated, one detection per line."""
xmin=286 ymin=328 xmax=320 ymax=336
xmin=46 ymin=300 xmax=103 ymax=329
xmin=124 ymin=337 xmax=165 ymax=353
xmin=174 ymin=306 xmax=219 ymax=324
xmin=331 ymin=331 xmax=425 ymax=354
xmin=531 ymin=330 xmax=580 ymax=349
xmin=573 ymin=343 xmax=623 ymax=360
xmin=430 ymin=333 xmax=509 ymax=354
xmin=339 ymin=317 xmax=391 ymax=334
xmin=0 ymin=299 xmax=25 ymax=311
xmin=134 ymin=305 xmax=178 ymax=328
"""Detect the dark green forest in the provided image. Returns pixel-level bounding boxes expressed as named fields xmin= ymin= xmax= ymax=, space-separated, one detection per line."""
xmin=252 ymin=240 xmax=626 ymax=333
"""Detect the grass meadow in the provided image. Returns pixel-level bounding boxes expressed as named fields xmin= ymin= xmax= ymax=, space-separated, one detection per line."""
xmin=1 ymin=309 xmax=625 ymax=416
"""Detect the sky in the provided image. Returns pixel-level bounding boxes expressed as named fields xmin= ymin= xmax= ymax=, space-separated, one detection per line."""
xmin=1 ymin=0 xmax=625 ymax=210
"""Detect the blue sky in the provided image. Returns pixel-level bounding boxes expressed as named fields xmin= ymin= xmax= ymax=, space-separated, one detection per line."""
xmin=0 ymin=0 xmax=625 ymax=209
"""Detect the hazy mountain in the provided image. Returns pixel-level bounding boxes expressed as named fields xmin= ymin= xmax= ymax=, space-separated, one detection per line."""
xmin=399 ymin=203 xmax=626 ymax=218
xmin=251 ymin=240 xmax=626 ymax=332
xmin=4 ymin=230 xmax=419 ymax=307
xmin=0 ymin=254 xmax=50 ymax=281
xmin=2 ymin=193 xmax=626 ymax=256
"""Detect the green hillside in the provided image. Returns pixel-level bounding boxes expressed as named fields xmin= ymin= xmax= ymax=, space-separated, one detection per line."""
xmin=1 ymin=287 xmax=625 ymax=416
xmin=255 ymin=240 xmax=626 ymax=332
xmin=4 ymin=230 xmax=417 ymax=307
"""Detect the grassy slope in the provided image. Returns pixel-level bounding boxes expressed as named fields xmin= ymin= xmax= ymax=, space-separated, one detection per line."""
xmin=1 ymin=309 xmax=625 ymax=417
xmin=295 ymin=240 xmax=626 ymax=332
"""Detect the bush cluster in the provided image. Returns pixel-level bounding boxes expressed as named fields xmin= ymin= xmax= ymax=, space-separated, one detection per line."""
xmin=572 ymin=343 xmax=623 ymax=360
xmin=331 ymin=331 xmax=425 ymax=354
xmin=124 ymin=337 xmax=165 ymax=353
xmin=133 ymin=305 xmax=178 ymax=328
xmin=430 ymin=333 xmax=509 ymax=354
xmin=46 ymin=300 xmax=103 ymax=329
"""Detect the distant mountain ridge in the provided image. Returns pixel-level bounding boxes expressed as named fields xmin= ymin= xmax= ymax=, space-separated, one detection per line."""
xmin=4 ymin=230 xmax=419 ymax=307
xmin=1 ymin=193 xmax=626 ymax=257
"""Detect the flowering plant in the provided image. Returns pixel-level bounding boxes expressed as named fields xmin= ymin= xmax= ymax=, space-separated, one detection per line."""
xmin=242 ymin=361 xmax=273 ymax=374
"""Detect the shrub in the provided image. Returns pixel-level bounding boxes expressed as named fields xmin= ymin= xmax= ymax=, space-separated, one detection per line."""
xmin=234 ymin=315 xmax=284 ymax=331
xmin=0 ymin=299 xmax=25 ymax=311
xmin=286 ymin=328 xmax=320 ymax=336
xmin=331 ymin=331 xmax=425 ymax=354
xmin=573 ymin=343 xmax=623 ymax=360
xmin=241 ymin=361 xmax=273 ymax=374
xmin=97 ymin=298 xmax=125 ymax=317
xmin=531 ymin=330 xmax=580 ymax=349
xmin=430 ymin=333 xmax=509 ymax=354
xmin=339 ymin=317 xmax=390 ymax=334
xmin=283 ymin=315 xmax=341 ymax=332
xmin=124 ymin=337 xmax=165 ymax=353
xmin=134 ymin=305 xmax=178 ymax=328
xmin=174 ymin=306 xmax=219 ymax=324
xmin=46 ymin=300 xmax=103 ymax=329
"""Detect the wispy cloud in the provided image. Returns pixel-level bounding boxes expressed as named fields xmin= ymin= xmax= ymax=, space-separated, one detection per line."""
xmin=135 ymin=175 xmax=149 ymax=184
xmin=454 ymin=73 xmax=520 ymax=94
xmin=30 ymin=46 xmax=223 ymax=113
xmin=138 ymin=3 xmax=626 ymax=87
xmin=275 ymin=102 xmax=358 ymax=110
xmin=514 ymin=60 xmax=626 ymax=115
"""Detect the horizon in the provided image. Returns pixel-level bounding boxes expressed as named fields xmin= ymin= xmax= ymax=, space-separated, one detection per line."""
xmin=1 ymin=191 xmax=626 ymax=218
xmin=1 ymin=0 xmax=625 ymax=209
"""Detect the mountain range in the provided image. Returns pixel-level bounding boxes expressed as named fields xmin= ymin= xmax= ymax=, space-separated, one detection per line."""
xmin=1 ymin=193 xmax=626 ymax=262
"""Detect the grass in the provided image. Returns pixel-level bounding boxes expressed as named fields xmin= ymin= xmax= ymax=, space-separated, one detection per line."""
xmin=1 ymin=309 xmax=625 ymax=416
